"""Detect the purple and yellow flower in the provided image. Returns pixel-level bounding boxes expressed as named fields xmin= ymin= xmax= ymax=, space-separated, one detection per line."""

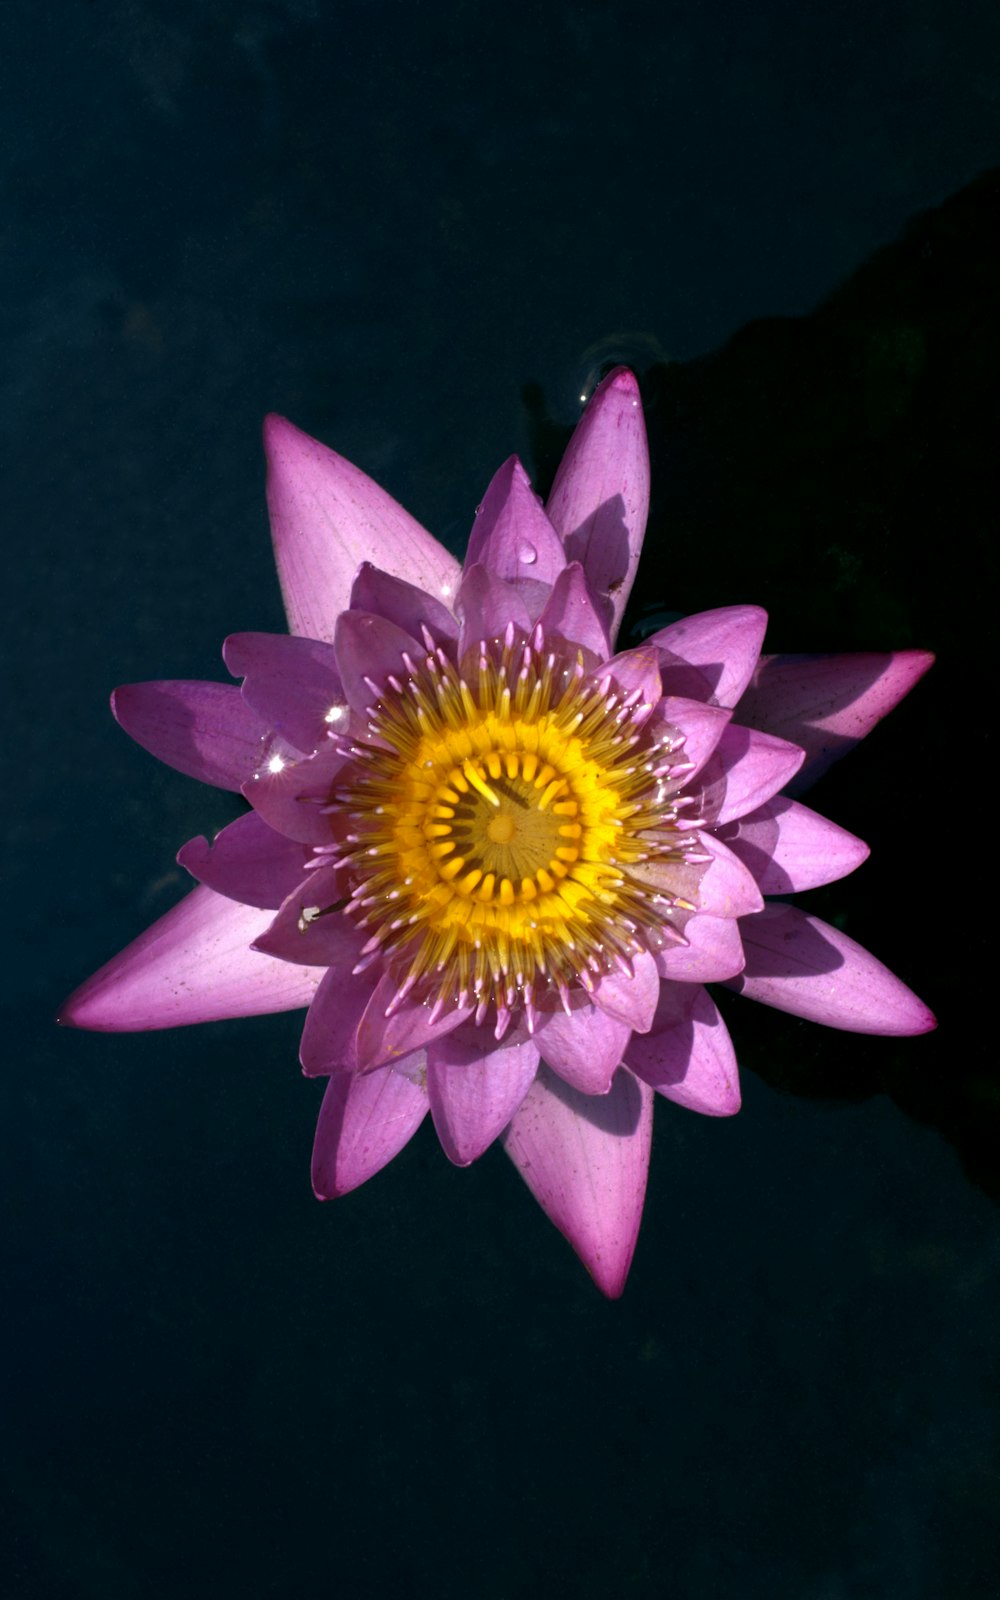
xmin=61 ymin=369 xmax=935 ymax=1295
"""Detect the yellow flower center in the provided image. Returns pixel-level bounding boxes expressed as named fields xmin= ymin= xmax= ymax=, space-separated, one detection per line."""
xmin=334 ymin=627 xmax=698 ymax=1027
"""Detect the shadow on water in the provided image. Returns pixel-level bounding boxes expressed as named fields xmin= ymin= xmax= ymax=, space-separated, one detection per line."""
xmin=527 ymin=169 xmax=1000 ymax=1204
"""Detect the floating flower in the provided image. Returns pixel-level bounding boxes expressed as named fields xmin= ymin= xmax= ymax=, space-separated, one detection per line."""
xmin=61 ymin=369 xmax=935 ymax=1295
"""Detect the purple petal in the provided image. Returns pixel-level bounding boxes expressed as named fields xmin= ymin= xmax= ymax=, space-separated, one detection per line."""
xmin=502 ymin=1064 xmax=653 ymax=1298
xmin=716 ymin=796 xmax=870 ymax=893
xmin=299 ymin=966 xmax=380 ymax=1076
xmin=694 ymin=833 xmax=765 ymax=918
xmin=697 ymin=723 xmax=805 ymax=825
xmin=177 ymin=811 xmax=313 ymax=909
xmin=311 ymin=1062 xmax=429 ymax=1198
xmin=658 ymin=696 xmax=732 ymax=782
xmin=736 ymin=650 xmax=935 ymax=792
xmin=654 ymin=913 xmax=745 ymax=983
xmin=649 ymin=606 xmax=769 ymax=709
xmin=223 ymin=632 xmax=345 ymax=755
xmin=264 ymin=413 xmax=461 ymax=642
xmin=534 ymin=1002 xmax=632 ymax=1094
xmin=242 ymin=738 xmax=348 ymax=845
xmin=349 ymin=562 xmax=458 ymax=644
xmin=333 ymin=610 xmax=423 ymax=719
xmin=355 ymin=974 xmax=474 ymax=1073
xmin=545 ymin=367 xmax=650 ymax=646
xmin=728 ymin=904 xmax=936 ymax=1036
xmin=427 ymin=1026 xmax=539 ymax=1165
xmin=591 ymin=949 xmax=660 ymax=1032
xmin=589 ymin=645 xmax=662 ymax=723
xmin=59 ymin=885 xmax=323 ymax=1032
xmin=465 ymin=457 xmax=567 ymax=587
xmin=625 ymin=984 xmax=740 ymax=1114
xmin=537 ymin=562 xmax=612 ymax=660
xmin=456 ymin=562 xmax=533 ymax=650
xmin=253 ymin=864 xmax=366 ymax=968
xmin=112 ymin=681 xmax=271 ymax=792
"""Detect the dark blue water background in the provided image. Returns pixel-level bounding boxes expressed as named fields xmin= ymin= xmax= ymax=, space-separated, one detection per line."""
xmin=4 ymin=2 xmax=998 ymax=1596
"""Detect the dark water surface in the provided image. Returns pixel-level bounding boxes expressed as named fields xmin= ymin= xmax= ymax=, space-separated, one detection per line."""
xmin=4 ymin=3 xmax=998 ymax=1596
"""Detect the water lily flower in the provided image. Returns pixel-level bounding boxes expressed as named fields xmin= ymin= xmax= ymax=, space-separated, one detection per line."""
xmin=61 ymin=368 xmax=935 ymax=1296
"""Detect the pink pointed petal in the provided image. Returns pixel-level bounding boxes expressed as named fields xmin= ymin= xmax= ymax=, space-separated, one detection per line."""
xmin=242 ymin=738 xmax=349 ymax=845
xmin=695 ymin=833 xmax=765 ymax=918
xmin=649 ymin=606 xmax=769 ymax=708
xmin=427 ymin=1026 xmax=539 ymax=1165
xmin=534 ymin=1003 xmax=631 ymax=1094
xmin=253 ymin=865 xmax=365 ymax=968
xmin=591 ymin=949 xmax=660 ymax=1033
xmin=697 ymin=724 xmax=805 ymax=825
xmin=626 ymin=985 xmax=741 ymax=1115
xmin=349 ymin=562 xmax=458 ymax=644
xmin=502 ymin=1064 xmax=653 ymax=1298
xmin=112 ymin=681 xmax=270 ymax=791
xmin=716 ymin=796 xmax=870 ymax=893
xmin=589 ymin=645 xmax=662 ymax=723
xmin=728 ymin=904 xmax=937 ymax=1036
xmin=537 ymin=562 xmax=612 ymax=660
xmin=654 ymin=912 xmax=745 ymax=983
xmin=223 ymin=633 xmax=345 ymax=755
xmin=545 ymin=367 xmax=650 ymax=645
xmin=311 ymin=1061 xmax=429 ymax=1198
xmin=736 ymin=650 xmax=935 ymax=791
xmin=333 ymin=611 xmax=423 ymax=718
xmin=299 ymin=966 xmax=380 ymax=1077
xmin=177 ymin=811 xmax=313 ymax=909
xmin=264 ymin=413 xmax=461 ymax=642
xmin=59 ymin=885 xmax=323 ymax=1032
xmin=355 ymin=973 xmax=474 ymax=1073
xmin=657 ymin=696 xmax=732 ymax=781
xmin=465 ymin=457 xmax=567 ymax=586
xmin=456 ymin=562 xmax=532 ymax=649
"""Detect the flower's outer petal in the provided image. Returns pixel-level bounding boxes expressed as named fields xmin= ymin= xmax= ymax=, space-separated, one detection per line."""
xmin=656 ymin=696 xmax=731 ymax=784
xmin=695 ymin=833 xmax=766 ymax=918
xmin=728 ymin=904 xmax=936 ymax=1036
xmin=626 ymin=985 xmax=741 ymax=1115
xmin=299 ymin=966 xmax=381 ymax=1077
xmin=223 ymin=632 xmax=345 ymax=755
xmin=592 ymin=949 xmax=660 ymax=1033
xmin=537 ymin=562 xmax=612 ymax=660
xmin=650 ymin=606 xmax=769 ymax=709
xmin=253 ymin=865 xmax=366 ymax=968
xmin=736 ymin=650 xmax=935 ymax=792
xmin=333 ymin=610 xmax=424 ymax=719
xmin=264 ymin=414 xmax=461 ymax=642
xmin=427 ymin=1026 xmax=539 ymax=1166
xmin=242 ymin=739 xmax=348 ymax=845
xmin=456 ymin=562 xmax=533 ymax=650
xmin=465 ymin=457 xmax=567 ymax=587
xmin=311 ymin=1061 xmax=429 ymax=1198
xmin=355 ymin=973 xmax=474 ymax=1073
xmin=654 ymin=913 xmax=745 ymax=983
xmin=349 ymin=563 xmax=459 ymax=644
xmin=59 ymin=886 xmax=322 ymax=1032
xmin=112 ymin=681 xmax=271 ymax=792
xmin=697 ymin=724 xmax=805 ymax=825
xmin=502 ymin=1063 xmax=653 ymax=1298
xmin=535 ymin=1003 xmax=631 ymax=1094
xmin=716 ymin=796 xmax=870 ymax=893
xmin=177 ymin=811 xmax=313 ymax=909
xmin=545 ymin=367 xmax=649 ymax=646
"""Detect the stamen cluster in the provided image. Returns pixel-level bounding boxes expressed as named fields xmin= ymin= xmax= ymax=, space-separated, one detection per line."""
xmin=330 ymin=622 xmax=705 ymax=1030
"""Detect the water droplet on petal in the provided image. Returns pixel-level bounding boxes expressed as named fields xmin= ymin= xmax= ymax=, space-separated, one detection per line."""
xmin=517 ymin=540 xmax=537 ymax=566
